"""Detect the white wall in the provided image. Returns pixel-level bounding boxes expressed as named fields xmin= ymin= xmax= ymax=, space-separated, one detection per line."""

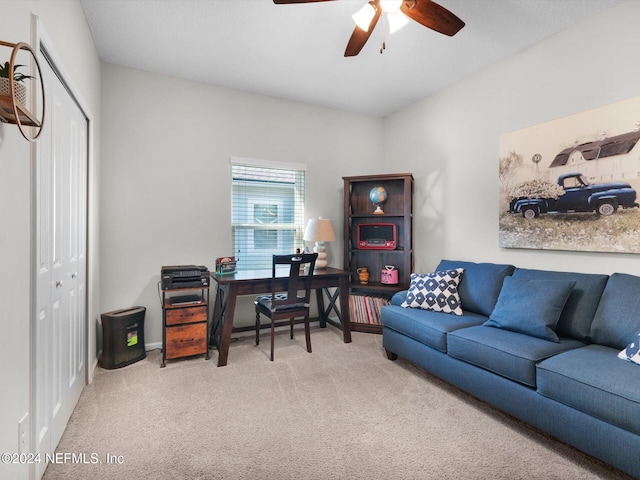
xmin=0 ymin=2 xmax=100 ymax=479
xmin=100 ymin=64 xmax=384 ymax=344
xmin=384 ymin=0 xmax=640 ymax=276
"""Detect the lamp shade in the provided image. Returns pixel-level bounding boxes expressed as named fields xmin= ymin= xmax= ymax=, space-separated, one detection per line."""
xmin=303 ymin=217 xmax=336 ymax=242
xmin=380 ymin=0 xmax=402 ymax=13
xmin=352 ymin=3 xmax=376 ymax=31
xmin=303 ymin=217 xmax=336 ymax=269
xmin=388 ymin=9 xmax=409 ymax=33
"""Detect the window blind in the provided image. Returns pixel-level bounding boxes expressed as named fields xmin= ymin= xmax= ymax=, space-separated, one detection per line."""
xmin=231 ymin=159 xmax=306 ymax=271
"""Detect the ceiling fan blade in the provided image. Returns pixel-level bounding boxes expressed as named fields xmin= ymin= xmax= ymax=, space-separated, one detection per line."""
xmin=400 ymin=0 xmax=465 ymax=36
xmin=273 ymin=0 xmax=335 ymax=4
xmin=344 ymin=3 xmax=382 ymax=57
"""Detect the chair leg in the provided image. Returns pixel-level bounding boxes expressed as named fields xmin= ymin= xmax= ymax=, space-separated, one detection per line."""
xmin=290 ymin=318 xmax=294 ymax=339
xmin=255 ymin=311 xmax=260 ymax=346
xmin=270 ymin=318 xmax=275 ymax=361
xmin=304 ymin=314 xmax=312 ymax=353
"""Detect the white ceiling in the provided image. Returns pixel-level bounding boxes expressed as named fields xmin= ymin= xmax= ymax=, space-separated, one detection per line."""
xmin=80 ymin=0 xmax=620 ymax=117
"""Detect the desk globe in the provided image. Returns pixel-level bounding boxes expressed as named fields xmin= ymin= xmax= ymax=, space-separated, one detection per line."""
xmin=369 ymin=186 xmax=388 ymax=214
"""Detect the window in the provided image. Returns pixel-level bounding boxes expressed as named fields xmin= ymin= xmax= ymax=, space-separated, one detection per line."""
xmin=231 ymin=158 xmax=306 ymax=271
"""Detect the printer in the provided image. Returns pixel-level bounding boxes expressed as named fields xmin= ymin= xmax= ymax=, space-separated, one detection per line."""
xmin=161 ymin=265 xmax=210 ymax=290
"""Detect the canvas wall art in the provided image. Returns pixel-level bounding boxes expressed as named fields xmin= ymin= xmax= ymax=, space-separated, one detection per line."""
xmin=499 ymin=96 xmax=640 ymax=254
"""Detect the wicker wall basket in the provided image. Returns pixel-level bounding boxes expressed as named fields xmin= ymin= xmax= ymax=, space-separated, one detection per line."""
xmin=0 ymin=76 xmax=27 ymax=106
xmin=0 ymin=40 xmax=45 ymax=142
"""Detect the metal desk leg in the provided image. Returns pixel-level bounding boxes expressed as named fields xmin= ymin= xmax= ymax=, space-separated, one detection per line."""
xmin=205 ymin=288 xmax=210 ymax=360
xmin=161 ymin=290 xmax=167 ymax=367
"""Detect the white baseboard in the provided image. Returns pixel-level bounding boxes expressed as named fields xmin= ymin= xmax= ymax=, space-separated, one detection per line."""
xmin=146 ymin=341 xmax=163 ymax=352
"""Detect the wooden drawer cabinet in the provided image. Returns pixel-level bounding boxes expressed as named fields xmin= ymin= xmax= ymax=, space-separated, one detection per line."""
xmin=161 ymin=288 xmax=210 ymax=367
xmin=165 ymin=322 xmax=207 ymax=359
xmin=166 ymin=305 xmax=207 ymax=325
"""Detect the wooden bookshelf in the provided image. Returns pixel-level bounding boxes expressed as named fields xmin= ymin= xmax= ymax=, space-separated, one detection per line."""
xmin=343 ymin=173 xmax=414 ymax=334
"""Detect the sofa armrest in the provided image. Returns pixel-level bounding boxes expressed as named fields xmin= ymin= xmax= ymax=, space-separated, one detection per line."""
xmin=390 ymin=290 xmax=408 ymax=306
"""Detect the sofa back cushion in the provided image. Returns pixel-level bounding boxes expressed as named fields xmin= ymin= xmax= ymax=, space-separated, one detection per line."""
xmin=590 ymin=273 xmax=640 ymax=349
xmin=512 ymin=268 xmax=608 ymax=342
xmin=436 ymin=260 xmax=515 ymax=316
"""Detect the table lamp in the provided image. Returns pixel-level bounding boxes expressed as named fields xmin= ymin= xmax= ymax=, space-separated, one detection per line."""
xmin=303 ymin=217 xmax=336 ymax=269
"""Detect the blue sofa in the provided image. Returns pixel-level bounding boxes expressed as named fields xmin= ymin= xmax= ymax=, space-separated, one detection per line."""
xmin=381 ymin=259 xmax=640 ymax=478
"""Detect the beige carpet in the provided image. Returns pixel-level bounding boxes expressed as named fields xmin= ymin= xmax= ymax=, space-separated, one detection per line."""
xmin=44 ymin=327 xmax=632 ymax=480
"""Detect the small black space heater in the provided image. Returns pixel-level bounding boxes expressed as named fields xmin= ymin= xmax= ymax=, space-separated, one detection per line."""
xmin=99 ymin=306 xmax=146 ymax=369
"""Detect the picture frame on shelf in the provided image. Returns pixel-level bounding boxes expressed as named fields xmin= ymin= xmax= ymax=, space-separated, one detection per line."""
xmin=215 ymin=256 xmax=237 ymax=275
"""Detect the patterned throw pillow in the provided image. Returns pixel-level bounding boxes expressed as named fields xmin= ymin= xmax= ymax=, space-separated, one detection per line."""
xmin=617 ymin=332 xmax=640 ymax=365
xmin=401 ymin=269 xmax=464 ymax=315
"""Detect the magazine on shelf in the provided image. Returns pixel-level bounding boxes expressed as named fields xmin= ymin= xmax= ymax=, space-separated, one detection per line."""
xmin=348 ymin=293 xmax=391 ymax=325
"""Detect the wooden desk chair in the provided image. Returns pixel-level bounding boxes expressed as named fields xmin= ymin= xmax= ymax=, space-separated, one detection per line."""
xmin=254 ymin=253 xmax=318 ymax=361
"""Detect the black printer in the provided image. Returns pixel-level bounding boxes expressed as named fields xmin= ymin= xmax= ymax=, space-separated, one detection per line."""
xmin=161 ymin=265 xmax=210 ymax=290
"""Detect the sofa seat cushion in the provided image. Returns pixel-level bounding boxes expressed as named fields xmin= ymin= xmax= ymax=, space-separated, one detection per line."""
xmin=537 ymin=345 xmax=640 ymax=436
xmin=447 ymin=325 xmax=585 ymax=387
xmin=436 ymin=260 xmax=515 ymax=317
xmin=381 ymin=305 xmax=487 ymax=353
xmin=512 ymin=268 xmax=608 ymax=342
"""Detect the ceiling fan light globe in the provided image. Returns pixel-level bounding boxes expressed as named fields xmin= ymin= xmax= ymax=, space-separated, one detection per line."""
xmin=352 ymin=3 xmax=376 ymax=31
xmin=380 ymin=0 xmax=402 ymax=13
xmin=388 ymin=9 xmax=409 ymax=33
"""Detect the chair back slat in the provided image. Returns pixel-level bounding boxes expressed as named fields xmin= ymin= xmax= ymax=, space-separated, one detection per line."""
xmin=270 ymin=253 xmax=317 ymax=311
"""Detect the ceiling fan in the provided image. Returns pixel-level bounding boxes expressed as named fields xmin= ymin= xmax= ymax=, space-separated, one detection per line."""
xmin=273 ymin=0 xmax=465 ymax=57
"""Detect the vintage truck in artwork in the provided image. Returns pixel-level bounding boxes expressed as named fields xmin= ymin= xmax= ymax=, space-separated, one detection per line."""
xmin=509 ymin=172 xmax=639 ymax=218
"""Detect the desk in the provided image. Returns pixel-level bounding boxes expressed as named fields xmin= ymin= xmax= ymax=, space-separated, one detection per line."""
xmin=210 ymin=267 xmax=352 ymax=366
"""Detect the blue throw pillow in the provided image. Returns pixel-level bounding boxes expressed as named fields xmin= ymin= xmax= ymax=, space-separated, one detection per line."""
xmin=617 ymin=331 xmax=640 ymax=365
xmin=401 ymin=269 xmax=464 ymax=315
xmin=484 ymin=277 xmax=575 ymax=342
